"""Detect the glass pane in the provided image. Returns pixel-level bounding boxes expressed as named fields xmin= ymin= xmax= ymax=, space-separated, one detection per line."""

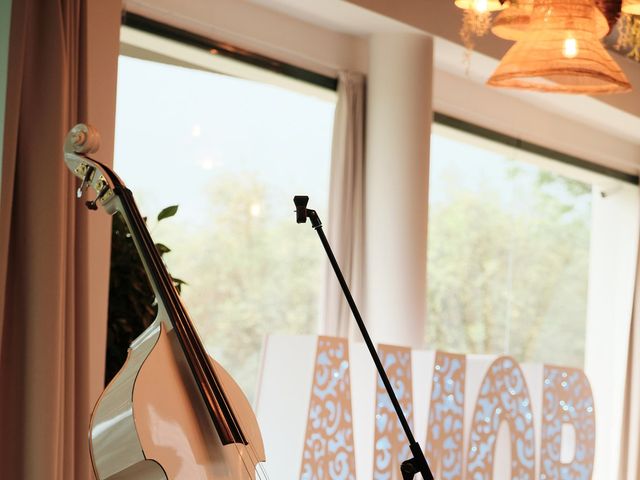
xmin=427 ymin=125 xmax=592 ymax=368
xmin=114 ymin=55 xmax=336 ymax=401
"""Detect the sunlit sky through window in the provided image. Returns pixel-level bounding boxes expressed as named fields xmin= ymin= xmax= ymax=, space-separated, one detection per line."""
xmin=114 ymin=55 xmax=336 ymax=399
xmin=114 ymin=56 xmax=335 ymax=226
xmin=430 ymin=131 xmax=592 ymax=219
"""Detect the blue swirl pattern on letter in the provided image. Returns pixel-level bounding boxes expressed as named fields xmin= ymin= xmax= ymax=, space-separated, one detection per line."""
xmin=372 ymin=345 xmax=414 ymax=480
xmin=425 ymin=351 xmax=466 ymax=480
xmin=300 ymin=336 xmax=356 ymax=480
xmin=467 ymin=356 xmax=536 ymax=480
xmin=540 ymin=366 xmax=595 ymax=480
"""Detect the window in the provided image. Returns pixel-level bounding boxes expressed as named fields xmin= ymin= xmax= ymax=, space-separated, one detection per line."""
xmin=427 ymin=123 xmax=592 ymax=368
xmin=427 ymin=119 xmax=640 ymax=478
xmin=114 ymin=31 xmax=336 ymax=401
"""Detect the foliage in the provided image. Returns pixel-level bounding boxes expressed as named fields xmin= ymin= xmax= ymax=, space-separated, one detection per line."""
xmin=106 ymin=174 xmax=322 ymax=401
xmin=426 ymin=167 xmax=591 ymax=367
xmin=105 ymin=205 xmax=182 ymax=385
xmin=460 ymin=9 xmax=493 ymax=67
xmin=158 ymin=173 xmax=322 ymax=401
xmin=614 ymin=13 xmax=640 ymax=62
xmin=113 ymin=161 xmax=592 ymax=397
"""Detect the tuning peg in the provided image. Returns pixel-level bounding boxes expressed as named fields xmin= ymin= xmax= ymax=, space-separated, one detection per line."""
xmin=85 ymin=184 xmax=110 ymax=211
xmin=77 ymin=165 xmax=95 ymax=198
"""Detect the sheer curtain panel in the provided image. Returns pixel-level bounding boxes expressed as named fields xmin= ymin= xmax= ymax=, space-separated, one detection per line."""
xmin=620 ymin=230 xmax=640 ymax=479
xmin=322 ymin=71 xmax=366 ymax=338
xmin=0 ymin=1 xmax=120 ymax=478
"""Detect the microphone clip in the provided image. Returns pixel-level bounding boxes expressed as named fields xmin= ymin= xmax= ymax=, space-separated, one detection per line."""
xmin=293 ymin=195 xmax=322 ymax=229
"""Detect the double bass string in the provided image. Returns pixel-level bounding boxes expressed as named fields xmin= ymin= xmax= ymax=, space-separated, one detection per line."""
xmin=120 ymin=185 xmax=269 ymax=479
xmin=121 ymin=190 xmax=256 ymax=477
xmin=120 ymin=187 xmax=239 ymax=439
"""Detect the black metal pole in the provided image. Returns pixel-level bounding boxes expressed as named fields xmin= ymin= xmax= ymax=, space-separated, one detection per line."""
xmin=294 ymin=197 xmax=434 ymax=480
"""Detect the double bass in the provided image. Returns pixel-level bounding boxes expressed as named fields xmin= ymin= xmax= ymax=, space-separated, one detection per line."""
xmin=64 ymin=124 xmax=266 ymax=479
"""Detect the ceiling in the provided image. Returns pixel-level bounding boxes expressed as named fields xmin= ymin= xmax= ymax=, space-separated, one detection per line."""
xmin=249 ymin=0 xmax=421 ymax=35
xmin=248 ymin=0 xmax=640 ymax=145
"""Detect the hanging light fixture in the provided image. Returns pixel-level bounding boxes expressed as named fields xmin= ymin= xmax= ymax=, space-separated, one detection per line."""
xmin=487 ymin=0 xmax=631 ymax=94
xmin=491 ymin=0 xmax=533 ymax=40
xmin=622 ymin=0 xmax=640 ymax=14
xmin=491 ymin=0 xmax=612 ymax=41
xmin=492 ymin=0 xmax=611 ymax=40
xmin=455 ymin=0 xmax=509 ymax=12
xmin=457 ymin=0 xmax=509 ymax=56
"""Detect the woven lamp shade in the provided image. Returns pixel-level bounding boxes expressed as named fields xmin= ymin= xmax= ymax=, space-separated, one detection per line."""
xmin=492 ymin=0 xmax=610 ymax=40
xmin=491 ymin=0 xmax=533 ymax=40
xmin=622 ymin=0 xmax=640 ymax=14
xmin=455 ymin=0 xmax=509 ymax=12
xmin=487 ymin=0 xmax=631 ymax=94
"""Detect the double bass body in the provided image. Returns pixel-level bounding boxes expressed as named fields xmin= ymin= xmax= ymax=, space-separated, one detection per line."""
xmin=64 ymin=124 xmax=265 ymax=479
xmin=90 ymin=319 xmax=264 ymax=479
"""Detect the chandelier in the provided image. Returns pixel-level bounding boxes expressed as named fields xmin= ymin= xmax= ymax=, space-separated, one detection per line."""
xmin=454 ymin=0 xmax=634 ymax=94
xmin=491 ymin=0 xmax=611 ymax=40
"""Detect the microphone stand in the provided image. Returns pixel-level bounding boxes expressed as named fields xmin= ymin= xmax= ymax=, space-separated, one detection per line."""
xmin=293 ymin=196 xmax=435 ymax=480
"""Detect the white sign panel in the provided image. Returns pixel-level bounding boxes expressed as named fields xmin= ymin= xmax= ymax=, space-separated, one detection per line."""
xmin=256 ymin=335 xmax=595 ymax=480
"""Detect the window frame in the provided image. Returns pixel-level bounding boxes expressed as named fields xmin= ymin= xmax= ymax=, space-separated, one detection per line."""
xmin=433 ymin=112 xmax=639 ymax=186
xmin=121 ymin=12 xmax=339 ymax=93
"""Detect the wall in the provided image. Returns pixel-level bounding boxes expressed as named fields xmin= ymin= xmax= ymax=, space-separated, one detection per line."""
xmin=125 ymin=0 xmax=368 ymax=77
xmin=433 ymin=66 xmax=640 ymax=176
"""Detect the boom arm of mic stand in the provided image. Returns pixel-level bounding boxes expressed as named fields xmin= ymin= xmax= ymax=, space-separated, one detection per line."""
xmin=293 ymin=196 xmax=434 ymax=480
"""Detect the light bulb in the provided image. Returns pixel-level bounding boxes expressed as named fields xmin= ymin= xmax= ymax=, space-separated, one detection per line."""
xmin=474 ymin=0 xmax=489 ymax=12
xmin=563 ymin=36 xmax=578 ymax=59
xmin=250 ymin=203 xmax=262 ymax=217
xmin=454 ymin=0 xmax=508 ymax=12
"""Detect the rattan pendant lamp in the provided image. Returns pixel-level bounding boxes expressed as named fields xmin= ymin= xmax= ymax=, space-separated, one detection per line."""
xmin=491 ymin=0 xmax=611 ymax=40
xmin=487 ymin=0 xmax=632 ymax=94
xmin=491 ymin=0 xmax=534 ymax=40
xmin=622 ymin=0 xmax=640 ymax=14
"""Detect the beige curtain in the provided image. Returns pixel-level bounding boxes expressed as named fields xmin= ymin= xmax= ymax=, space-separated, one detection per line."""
xmin=620 ymin=239 xmax=640 ymax=479
xmin=0 ymin=1 xmax=120 ymax=478
xmin=322 ymin=71 xmax=365 ymax=338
